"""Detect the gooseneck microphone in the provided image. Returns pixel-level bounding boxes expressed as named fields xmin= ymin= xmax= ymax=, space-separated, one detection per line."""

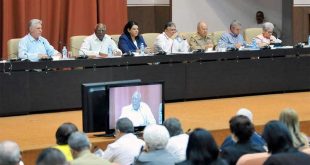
xmin=59 ymin=41 xmax=88 ymax=59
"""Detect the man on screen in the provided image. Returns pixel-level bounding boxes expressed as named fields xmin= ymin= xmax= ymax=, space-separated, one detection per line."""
xmin=119 ymin=91 xmax=156 ymax=126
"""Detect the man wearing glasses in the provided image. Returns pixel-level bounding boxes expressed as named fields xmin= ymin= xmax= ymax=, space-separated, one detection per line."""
xmin=218 ymin=20 xmax=246 ymax=49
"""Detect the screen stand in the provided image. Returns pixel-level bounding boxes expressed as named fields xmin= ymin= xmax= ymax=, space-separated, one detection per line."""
xmin=93 ymin=130 xmax=115 ymax=137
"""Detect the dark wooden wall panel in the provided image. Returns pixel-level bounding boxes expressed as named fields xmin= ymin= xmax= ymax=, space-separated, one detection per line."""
xmin=293 ymin=7 xmax=310 ymax=44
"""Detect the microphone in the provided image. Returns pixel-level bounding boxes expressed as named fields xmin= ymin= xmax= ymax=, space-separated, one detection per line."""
xmin=40 ymin=41 xmax=53 ymax=61
xmin=59 ymin=41 xmax=88 ymax=59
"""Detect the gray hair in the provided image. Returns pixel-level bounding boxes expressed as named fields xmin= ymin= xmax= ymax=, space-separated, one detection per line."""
xmin=36 ymin=148 xmax=66 ymax=165
xmin=68 ymin=132 xmax=90 ymax=152
xmin=143 ymin=124 xmax=170 ymax=150
xmin=132 ymin=91 xmax=141 ymax=100
xmin=163 ymin=118 xmax=183 ymax=137
xmin=262 ymin=22 xmax=274 ymax=32
xmin=230 ymin=20 xmax=242 ymax=29
xmin=0 ymin=141 xmax=21 ymax=165
xmin=28 ymin=19 xmax=42 ymax=30
xmin=116 ymin=118 xmax=134 ymax=133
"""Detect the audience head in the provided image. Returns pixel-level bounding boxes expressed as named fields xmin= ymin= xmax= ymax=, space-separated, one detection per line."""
xmin=163 ymin=117 xmax=183 ymax=137
xmin=262 ymin=120 xmax=294 ymax=154
xmin=55 ymin=122 xmax=78 ymax=145
xmin=143 ymin=124 xmax=170 ymax=151
xmin=28 ymin=19 xmax=43 ymax=39
xmin=36 ymin=148 xmax=67 ymax=165
xmin=68 ymin=132 xmax=90 ymax=158
xmin=279 ymin=108 xmax=305 ymax=148
xmin=229 ymin=115 xmax=254 ymax=143
xmin=236 ymin=108 xmax=253 ymax=122
xmin=123 ymin=21 xmax=139 ymax=40
xmin=262 ymin=22 xmax=274 ymax=39
xmin=186 ymin=128 xmax=220 ymax=164
xmin=256 ymin=11 xmax=265 ymax=24
xmin=229 ymin=20 xmax=242 ymax=35
xmin=0 ymin=140 xmax=21 ymax=165
xmin=115 ymin=118 xmax=134 ymax=138
xmin=164 ymin=22 xmax=177 ymax=38
xmin=94 ymin=23 xmax=106 ymax=41
xmin=197 ymin=21 xmax=208 ymax=37
xmin=132 ymin=91 xmax=141 ymax=111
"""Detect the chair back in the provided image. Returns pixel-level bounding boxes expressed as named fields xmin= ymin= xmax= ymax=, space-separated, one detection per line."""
xmin=70 ymin=35 xmax=87 ymax=56
xmin=7 ymin=38 xmax=21 ymax=59
xmin=244 ymin=28 xmax=263 ymax=44
xmin=111 ymin=34 xmax=121 ymax=45
xmin=142 ymin=33 xmax=160 ymax=52
xmin=211 ymin=31 xmax=225 ymax=46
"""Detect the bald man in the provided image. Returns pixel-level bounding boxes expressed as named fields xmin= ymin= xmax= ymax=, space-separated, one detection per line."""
xmin=0 ymin=141 xmax=22 ymax=165
xmin=80 ymin=23 xmax=122 ymax=58
xmin=189 ymin=21 xmax=214 ymax=51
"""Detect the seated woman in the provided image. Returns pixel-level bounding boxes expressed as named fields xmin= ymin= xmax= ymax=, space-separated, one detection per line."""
xmin=177 ymin=128 xmax=227 ymax=165
xmin=118 ymin=21 xmax=148 ymax=54
xmin=279 ymin=108 xmax=309 ymax=150
xmin=254 ymin=22 xmax=280 ymax=48
xmin=263 ymin=120 xmax=310 ymax=165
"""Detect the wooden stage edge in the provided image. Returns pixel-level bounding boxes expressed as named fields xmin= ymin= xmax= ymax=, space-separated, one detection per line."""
xmin=1 ymin=91 xmax=310 ymax=165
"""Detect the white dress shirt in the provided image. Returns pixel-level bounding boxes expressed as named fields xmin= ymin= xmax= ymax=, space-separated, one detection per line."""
xmin=120 ymin=102 xmax=156 ymax=127
xmin=154 ymin=32 xmax=189 ymax=54
xmin=166 ymin=133 xmax=189 ymax=163
xmin=80 ymin=33 xmax=121 ymax=56
xmin=101 ymin=133 xmax=145 ymax=165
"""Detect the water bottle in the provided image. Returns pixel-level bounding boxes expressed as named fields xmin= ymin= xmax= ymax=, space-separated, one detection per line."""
xmin=62 ymin=46 xmax=67 ymax=59
xmin=308 ymin=35 xmax=310 ymax=46
xmin=252 ymin=38 xmax=257 ymax=49
xmin=108 ymin=45 xmax=113 ymax=57
xmin=140 ymin=43 xmax=145 ymax=56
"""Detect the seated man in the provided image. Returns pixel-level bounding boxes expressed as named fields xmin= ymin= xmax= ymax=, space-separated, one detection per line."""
xmin=18 ymin=19 xmax=61 ymax=61
xmin=189 ymin=21 xmax=213 ymax=51
xmin=218 ymin=20 xmax=246 ymax=49
xmin=254 ymin=22 xmax=281 ymax=48
xmin=80 ymin=23 xmax=122 ymax=58
xmin=0 ymin=140 xmax=23 ymax=165
xmin=68 ymin=132 xmax=111 ymax=165
xmin=97 ymin=118 xmax=145 ymax=165
xmin=120 ymin=91 xmax=156 ymax=127
xmin=163 ymin=118 xmax=189 ymax=163
xmin=154 ymin=22 xmax=189 ymax=54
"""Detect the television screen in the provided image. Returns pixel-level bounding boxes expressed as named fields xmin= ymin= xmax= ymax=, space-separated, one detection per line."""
xmin=108 ymin=82 xmax=164 ymax=132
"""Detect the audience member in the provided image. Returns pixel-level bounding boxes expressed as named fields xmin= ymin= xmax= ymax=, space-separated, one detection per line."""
xmin=177 ymin=128 xmax=228 ymax=165
xmin=18 ymin=19 xmax=61 ymax=61
xmin=80 ymin=23 xmax=122 ymax=58
xmin=118 ymin=21 xmax=148 ymax=54
xmin=220 ymin=115 xmax=265 ymax=165
xmin=163 ymin=118 xmax=189 ymax=163
xmin=154 ymin=22 xmax=189 ymax=54
xmin=68 ymin=132 xmax=111 ymax=165
xmin=53 ymin=122 xmax=78 ymax=161
xmin=262 ymin=120 xmax=310 ymax=165
xmin=220 ymin=108 xmax=266 ymax=151
xmin=279 ymin=108 xmax=309 ymax=150
xmin=36 ymin=148 xmax=67 ymax=165
xmin=0 ymin=140 xmax=22 ymax=165
xmin=133 ymin=124 xmax=174 ymax=165
xmin=254 ymin=22 xmax=281 ymax=48
xmin=189 ymin=21 xmax=213 ymax=51
xmin=98 ymin=118 xmax=144 ymax=165
xmin=218 ymin=20 xmax=246 ymax=49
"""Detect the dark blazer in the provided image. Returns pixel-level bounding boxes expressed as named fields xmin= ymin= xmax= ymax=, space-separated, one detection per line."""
xmin=134 ymin=149 xmax=175 ymax=165
xmin=264 ymin=151 xmax=310 ymax=165
xmin=221 ymin=141 xmax=266 ymax=165
xmin=220 ymin=132 xmax=266 ymax=151
xmin=118 ymin=34 xmax=147 ymax=53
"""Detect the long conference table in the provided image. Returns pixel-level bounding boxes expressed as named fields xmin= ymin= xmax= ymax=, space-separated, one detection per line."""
xmin=1 ymin=47 xmax=310 ymax=116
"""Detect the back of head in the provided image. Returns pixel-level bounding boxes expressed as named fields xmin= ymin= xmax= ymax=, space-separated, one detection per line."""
xmin=36 ymin=148 xmax=67 ymax=165
xmin=116 ymin=118 xmax=134 ymax=133
xmin=236 ymin=108 xmax=253 ymax=122
xmin=143 ymin=124 xmax=170 ymax=150
xmin=262 ymin=120 xmax=294 ymax=154
xmin=186 ymin=128 xmax=220 ymax=165
xmin=229 ymin=115 xmax=254 ymax=143
xmin=68 ymin=132 xmax=90 ymax=152
xmin=55 ymin=122 xmax=78 ymax=145
xmin=0 ymin=141 xmax=21 ymax=165
xmin=163 ymin=118 xmax=183 ymax=137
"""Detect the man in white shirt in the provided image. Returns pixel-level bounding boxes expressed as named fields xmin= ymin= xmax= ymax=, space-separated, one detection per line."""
xmin=80 ymin=23 xmax=122 ymax=58
xmin=99 ymin=118 xmax=144 ymax=165
xmin=163 ymin=117 xmax=189 ymax=163
xmin=119 ymin=91 xmax=156 ymax=127
xmin=154 ymin=22 xmax=189 ymax=54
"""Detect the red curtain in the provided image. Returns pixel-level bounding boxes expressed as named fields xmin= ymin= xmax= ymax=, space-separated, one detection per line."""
xmin=0 ymin=0 xmax=127 ymax=59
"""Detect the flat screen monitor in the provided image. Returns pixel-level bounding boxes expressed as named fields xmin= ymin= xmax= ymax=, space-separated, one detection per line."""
xmin=107 ymin=82 xmax=165 ymax=133
xmin=81 ymin=79 xmax=141 ymax=133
